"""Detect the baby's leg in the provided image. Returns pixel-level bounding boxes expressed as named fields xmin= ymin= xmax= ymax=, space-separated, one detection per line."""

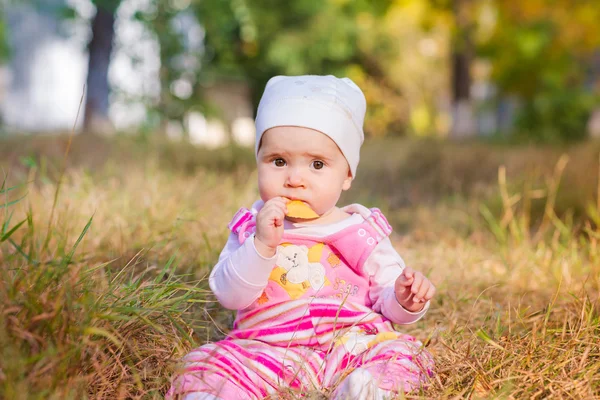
xmin=356 ymin=334 xmax=434 ymax=394
xmin=331 ymin=368 xmax=386 ymax=400
xmin=326 ymin=333 xmax=434 ymax=397
xmin=166 ymin=340 xmax=261 ymax=400
xmin=166 ymin=339 xmax=324 ymax=400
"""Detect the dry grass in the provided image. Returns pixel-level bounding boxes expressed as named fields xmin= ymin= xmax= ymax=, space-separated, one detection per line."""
xmin=1 ymin=135 xmax=599 ymax=399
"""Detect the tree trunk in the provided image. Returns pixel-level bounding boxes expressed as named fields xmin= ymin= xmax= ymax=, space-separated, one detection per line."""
xmin=589 ymin=108 xmax=600 ymax=138
xmin=83 ymin=6 xmax=116 ymax=135
xmin=450 ymin=0 xmax=476 ymax=138
xmin=588 ymin=52 xmax=600 ymax=138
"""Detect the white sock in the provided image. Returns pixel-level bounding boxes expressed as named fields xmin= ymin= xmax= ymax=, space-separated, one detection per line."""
xmin=182 ymin=393 xmax=223 ymax=400
xmin=332 ymin=369 xmax=389 ymax=400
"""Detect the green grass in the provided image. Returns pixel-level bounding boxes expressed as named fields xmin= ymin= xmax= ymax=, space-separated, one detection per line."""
xmin=1 ymin=134 xmax=599 ymax=399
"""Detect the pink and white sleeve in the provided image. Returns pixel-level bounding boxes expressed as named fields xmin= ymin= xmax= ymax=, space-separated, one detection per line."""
xmin=208 ymin=233 xmax=277 ymax=310
xmin=364 ymin=237 xmax=430 ymax=325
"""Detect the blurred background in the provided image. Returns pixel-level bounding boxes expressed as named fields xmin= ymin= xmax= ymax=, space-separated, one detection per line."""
xmin=1 ymin=0 xmax=599 ymax=144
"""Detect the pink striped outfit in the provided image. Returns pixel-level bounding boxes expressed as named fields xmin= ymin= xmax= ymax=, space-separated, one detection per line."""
xmin=167 ymin=202 xmax=434 ymax=399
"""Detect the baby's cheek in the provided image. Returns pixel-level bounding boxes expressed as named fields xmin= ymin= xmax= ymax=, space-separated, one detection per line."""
xmin=319 ymin=184 xmax=343 ymax=208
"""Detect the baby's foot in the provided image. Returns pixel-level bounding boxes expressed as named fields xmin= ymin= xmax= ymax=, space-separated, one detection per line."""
xmin=332 ymin=369 xmax=388 ymax=400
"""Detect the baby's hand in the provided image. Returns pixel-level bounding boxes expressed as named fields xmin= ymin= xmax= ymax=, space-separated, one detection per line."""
xmin=394 ymin=267 xmax=436 ymax=312
xmin=254 ymin=197 xmax=288 ymax=258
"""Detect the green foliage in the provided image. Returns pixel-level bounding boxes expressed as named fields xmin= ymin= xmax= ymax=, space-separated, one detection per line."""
xmin=0 ymin=8 xmax=10 ymax=62
xmin=91 ymin=0 xmax=122 ymax=14
xmin=514 ymin=86 xmax=597 ymax=143
xmin=193 ymin=0 xmax=395 ymax=108
xmin=479 ymin=2 xmax=600 ymax=142
xmin=34 ymin=0 xmax=600 ymax=142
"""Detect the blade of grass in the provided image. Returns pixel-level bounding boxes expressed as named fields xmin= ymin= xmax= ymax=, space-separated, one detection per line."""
xmin=83 ymin=327 xmax=123 ymax=348
xmin=62 ymin=214 xmax=94 ymax=266
xmin=0 ymin=181 xmax=30 ymax=195
xmin=1 ymin=218 xmax=27 ymax=242
xmin=0 ymin=193 xmax=28 ymax=209
xmin=42 ymin=85 xmax=85 ymax=254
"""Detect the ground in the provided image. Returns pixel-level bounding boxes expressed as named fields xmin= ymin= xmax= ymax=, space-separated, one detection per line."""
xmin=0 ymin=134 xmax=598 ymax=399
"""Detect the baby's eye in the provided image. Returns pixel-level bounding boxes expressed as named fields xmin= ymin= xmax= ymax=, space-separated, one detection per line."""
xmin=312 ymin=160 xmax=324 ymax=170
xmin=273 ymin=158 xmax=286 ymax=167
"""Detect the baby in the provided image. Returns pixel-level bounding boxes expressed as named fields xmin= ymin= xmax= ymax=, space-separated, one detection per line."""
xmin=167 ymin=75 xmax=436 ymax=400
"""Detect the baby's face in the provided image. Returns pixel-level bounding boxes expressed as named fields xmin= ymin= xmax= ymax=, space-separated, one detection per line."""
xmin=257 ymin=126 xmax=353 ymax=219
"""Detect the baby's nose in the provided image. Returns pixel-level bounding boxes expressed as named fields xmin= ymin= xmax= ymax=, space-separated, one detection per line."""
xmin=285 ymin=168 xmax=305 ymax=187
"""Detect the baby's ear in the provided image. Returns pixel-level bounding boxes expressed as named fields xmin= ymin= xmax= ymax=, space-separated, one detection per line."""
xmin=342 ymin=169 xmax=353 ymax=191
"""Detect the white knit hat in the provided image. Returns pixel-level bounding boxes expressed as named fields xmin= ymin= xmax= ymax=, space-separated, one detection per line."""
xmin=254 ymin=75 xmax=367 ymax=178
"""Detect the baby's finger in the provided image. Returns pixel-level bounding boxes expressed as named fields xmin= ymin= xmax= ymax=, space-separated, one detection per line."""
xmin=262 ymin=208 xmax=284 ymax=225
xmin=396 ymin=272 xmax=413 ymax=287
xmin=273 ymin=208 xmax=287 ymax=222
xmin=265 ymin=197 xmax=287 ymax=208
xmin=276 ymin=198 xmax=293 ymax=214
xmin=415 ymin=280 xmax=430 ymax=303
xmin=273 ymin=202 xmax=288 ymax=216
xmin=423 ymin=284 xmax=436 ymax=302
xmin=273 ymin=214 xmax=284 ymax=227
xmin=263 ymin=201 xmax=287 ymax=216
xmin=274 ymin=197 xmax=290 ymax=206
xmin=410 ymin=272 xmax=424 ymax=298
xmin=263 ymin=197 xmax=288 ymax=212
xmin=402 ymin=267 xmax=414 ymax=280
xmin=395 ymin=285 xmax=413 ymax=303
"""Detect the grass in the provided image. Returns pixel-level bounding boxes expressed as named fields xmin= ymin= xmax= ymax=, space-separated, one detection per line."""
xmin=1 ymin=134 xmax=599 ymax=399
